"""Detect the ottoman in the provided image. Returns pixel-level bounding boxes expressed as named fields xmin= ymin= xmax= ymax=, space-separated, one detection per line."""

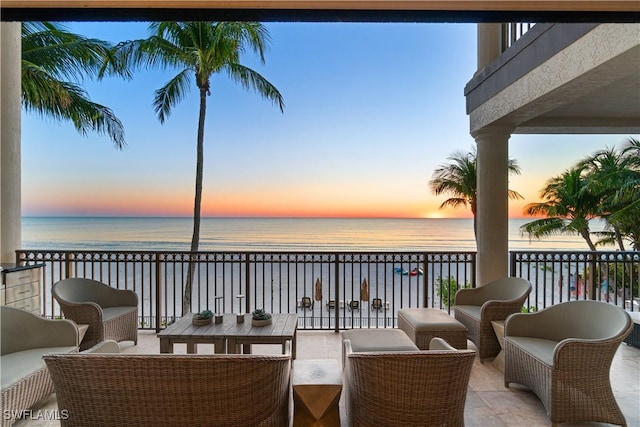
xmin=342 ymin=329 xmax=418 ymax=368
xmin=398 ymin=308 xmax=468 ymax=350
xmin=624 ymin=311 xmax=640 ymax=348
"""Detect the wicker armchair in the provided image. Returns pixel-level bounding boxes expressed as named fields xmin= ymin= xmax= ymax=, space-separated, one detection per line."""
xmin=454 ymin=277 xmax=531 ymax=361
xmin=43 ymin=345 xmax=292 ymax=427
xmin=1 ymin=306 xmax=78 ymax=427
xmin=504 ymin=300 xmax=632 ymax=426
xmin=343 ymin=337 xmax=475 ymax=427
xmin=52 ymin=278 xmax=138 ymax=351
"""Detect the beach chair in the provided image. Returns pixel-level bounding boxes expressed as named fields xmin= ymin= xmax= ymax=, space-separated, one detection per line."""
xmin=300 ymin=296 xmax=313 ymax=310
xmin=326 ymin=300 xmax=336 ymax=310
xmin=348 ymin=300 xmax=359 ymax=311
xmin=371 ymin=298 xmax=383 ymax=311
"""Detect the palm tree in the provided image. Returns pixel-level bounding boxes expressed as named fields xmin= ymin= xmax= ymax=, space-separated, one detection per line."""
xmin=580 ymin=145 xmax=637 ymax=250
xmin=429 ymin=147 xmax=523 ymax=240
xmin=521 ymin=166 xmax=600 ymax=250
xmin=114 ymin=22 xmax=284 ymax=314
xmin=605 ymin=138 xmax=640 ymax=250
xmin=21 ymin=22 xmax=127 ymax=148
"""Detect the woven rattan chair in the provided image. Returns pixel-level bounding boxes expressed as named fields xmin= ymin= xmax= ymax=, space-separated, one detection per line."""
xmin=454 ymin=277 xmax=531 ymax=361
xmin=504 ymin=300 xmax=632 ymax=427
xmin=1 ymin=306 xmax=78 ymax=427
xmin=343 ymin=337 xmax=475 ymax=427
xmin=43 ymin=343 xmax=292 ymax=427
xmin=52 ymin=278 xmax=138 ymax=351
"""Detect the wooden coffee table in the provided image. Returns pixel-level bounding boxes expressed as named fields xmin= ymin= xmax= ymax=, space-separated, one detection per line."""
xmin=227 ymin=313 xmax=298 ymax=359
xmin=158 ymin=313 xmax=227 ymax=354
xmin=158 ymin=313 xmax=298 ymax=358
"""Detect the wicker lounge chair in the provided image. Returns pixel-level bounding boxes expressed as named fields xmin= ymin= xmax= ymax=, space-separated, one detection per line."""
xmin=1 ymin=306 xmax=78 ymax=427
xmin=52 ymin=278 xmax=138 ymax=351
xmin=454 ymin=277 xmax=531 ymax=361
xmin=43 ymin=343 xmax=292 ymax=427
xmin=343 ymin=337 xmax=475 ymax=427
xmin=504 ymin=300 xmax=632 ymax=426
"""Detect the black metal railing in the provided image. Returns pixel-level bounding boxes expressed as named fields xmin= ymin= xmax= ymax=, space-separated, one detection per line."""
xmin=500 ymin=22 xmax=535 ymax=52
xmin=17 ymin=250 xmax=476 ymax=331
xmin=510 ymin=251 xmax=640 ymax=312
xmin=18 ymin=249 xmax=638 ymax=332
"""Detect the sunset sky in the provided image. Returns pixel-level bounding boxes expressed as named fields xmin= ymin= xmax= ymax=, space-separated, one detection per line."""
xmin=21 ymin=22 xmax=633 ymax=219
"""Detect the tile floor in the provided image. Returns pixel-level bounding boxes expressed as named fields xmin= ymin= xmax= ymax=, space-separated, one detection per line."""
xmin=13 ymin=330 xmax=640 ymax=427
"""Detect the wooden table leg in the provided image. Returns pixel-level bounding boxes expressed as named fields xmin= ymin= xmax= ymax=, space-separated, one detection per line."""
xmin=214 ymin=338 xmax=226 ymax=354
xmin=227 ymin=338 xmax=238 ymax=354
xmin=159 ymin=337 xmax=172 ymax=354
xmin=242 ymin=342 xmax=251 ymax=354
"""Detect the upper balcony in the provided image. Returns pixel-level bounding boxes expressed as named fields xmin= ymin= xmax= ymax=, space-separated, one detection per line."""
xmin=465 ymin=23 xmax=640 ymax=135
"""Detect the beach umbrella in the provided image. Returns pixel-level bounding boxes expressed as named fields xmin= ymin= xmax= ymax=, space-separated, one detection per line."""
xmin=360 ymin=278 xmax=369 ymax=301
xmin=314 ymin=278 xmax=323 ymax=301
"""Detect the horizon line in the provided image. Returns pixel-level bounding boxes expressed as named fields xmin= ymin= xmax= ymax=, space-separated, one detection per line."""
xmin=22 ymin=214 xmax=537 ymax=220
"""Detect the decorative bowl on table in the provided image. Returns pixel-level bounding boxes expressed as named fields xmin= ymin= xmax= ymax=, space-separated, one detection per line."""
xmin=251 ymin=309 xmax=272 ymax=327
xmin=192 ymin=310 xmax=213 ymax=326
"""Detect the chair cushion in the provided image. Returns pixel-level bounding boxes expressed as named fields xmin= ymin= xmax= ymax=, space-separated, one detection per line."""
xmin=398 ymin=308 xmax=467 ymax=331
xmin=455 ymin=305 xmax=482 ymax=321
xmin=102 ymin=306 xmax=137 ymax=321
xmin=1 ymin=346 xmax=77 ymax=391
xmin=343 ymin=329 xmax=419 ymax=352
xmin=505 ymin=336 xmax=558 ymax=366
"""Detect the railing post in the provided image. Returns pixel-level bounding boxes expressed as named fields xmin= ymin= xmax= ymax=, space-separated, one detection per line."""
xmin=334 ymin=253 xmax=340 ymax=333
xmin=244 ymin=253 xmax=251 ymax=313
xmin=422 ymin=255 xmax=428 ymax=307
xmin=155 ymin=253 xmax=163 ymax=332
xmin=589 ymin=252 xmax=597 ymax=300
xmin=64 ymin=252 xmax=73 ymax=279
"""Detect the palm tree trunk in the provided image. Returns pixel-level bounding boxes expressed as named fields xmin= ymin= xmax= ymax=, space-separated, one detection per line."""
xmin=182 ymin=88 xmax=207 ymax=315
xmin=613 ymin=227 xmax=626 ymax=251
xmin=580 ymin=229 xmax=597 ymax=251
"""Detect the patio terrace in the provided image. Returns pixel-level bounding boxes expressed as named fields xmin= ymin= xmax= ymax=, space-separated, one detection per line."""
xmin=14 ymin=329 xmax=640 ymax=427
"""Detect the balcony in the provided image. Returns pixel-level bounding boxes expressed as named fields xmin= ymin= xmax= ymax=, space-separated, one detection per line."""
xmin=8 ymin=248 xmax=640 ymax=425
xmin=13 ymin=329 xmax=640 ymax=426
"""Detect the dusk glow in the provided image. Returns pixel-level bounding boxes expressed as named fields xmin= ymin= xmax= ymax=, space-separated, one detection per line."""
xmin=21 ymin=22 xmax=633 ymax=219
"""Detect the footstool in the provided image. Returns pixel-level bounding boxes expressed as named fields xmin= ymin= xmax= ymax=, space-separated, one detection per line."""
xmin=293 ymin=359 xmax=342 ymax=427
xmin=342 ymin=329 xmax=418 ymax=367
xmin=398 ymin=308 xmax=468 ymax=350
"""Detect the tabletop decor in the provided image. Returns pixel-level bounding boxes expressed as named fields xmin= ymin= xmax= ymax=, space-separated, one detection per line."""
xmin=192 ymin=310 xmax=213 ymax=326
xmin=236 ymin=294 xmax=246 ymax=323
xmin=251 ymin=309 xmax=272 ymax=327
xmin=214 ymin=296 xmax=224 ymax=324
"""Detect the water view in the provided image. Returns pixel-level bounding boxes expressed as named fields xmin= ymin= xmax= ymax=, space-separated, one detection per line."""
xmin=22 ymin=216 xmax=606 ymax=252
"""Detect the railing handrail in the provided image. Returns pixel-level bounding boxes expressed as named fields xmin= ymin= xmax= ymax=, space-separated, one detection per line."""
xmin=15 ymin=248 xmax=638 ymax=332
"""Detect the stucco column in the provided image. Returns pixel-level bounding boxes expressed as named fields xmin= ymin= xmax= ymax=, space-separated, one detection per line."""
xmin=1 ymin=22 xmax=22 ymax=265
xmin=477 ymin=23 xmax=503 ymax=71
xmin=474 ymin=127 xmax=511 ymax=285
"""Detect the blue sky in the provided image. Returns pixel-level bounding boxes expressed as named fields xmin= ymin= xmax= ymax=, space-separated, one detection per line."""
xmin=21 ymin=22 xmax=633 ymax=218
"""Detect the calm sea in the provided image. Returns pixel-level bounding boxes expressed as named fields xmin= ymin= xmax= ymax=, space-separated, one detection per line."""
xmin=21 ymin=217 xmax=602 ymax=252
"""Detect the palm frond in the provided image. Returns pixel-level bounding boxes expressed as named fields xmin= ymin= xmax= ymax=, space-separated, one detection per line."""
xmin=224 ymin=62 xmax=285 ymax=112
xmin=519 ymin=217 xmax=571 ymax=239
xmin=153 ymin=69 xmax=193 ymax=123
xmin=439 ymin=198 xmax=468 ymax=210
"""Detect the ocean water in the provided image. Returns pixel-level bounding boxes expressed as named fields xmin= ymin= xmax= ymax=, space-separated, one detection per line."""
xmin=21 ymin=217 xmax=603 ymax=252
